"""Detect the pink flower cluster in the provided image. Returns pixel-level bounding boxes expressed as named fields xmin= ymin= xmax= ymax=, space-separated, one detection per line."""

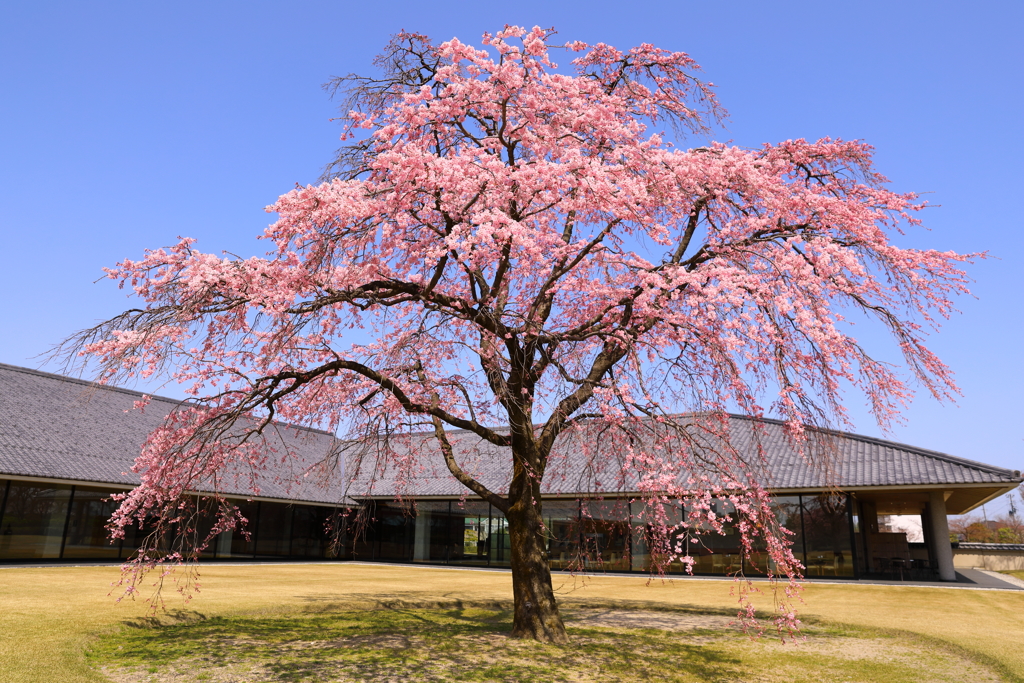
xmin=74 ymin=27 xmax=973 ymax=633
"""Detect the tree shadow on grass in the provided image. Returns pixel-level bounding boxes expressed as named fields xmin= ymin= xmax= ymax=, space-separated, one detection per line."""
xmin=119 ymin=608 xmax=208 ymax=630
xmin=95 ymin=606 xmax=750 ymax=683
xmin=293 ymin=590 xmax=514 ymax=612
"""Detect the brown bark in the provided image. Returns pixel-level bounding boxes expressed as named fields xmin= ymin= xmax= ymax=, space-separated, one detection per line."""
xmin=506 ymin=490 xmax=569 ymax=644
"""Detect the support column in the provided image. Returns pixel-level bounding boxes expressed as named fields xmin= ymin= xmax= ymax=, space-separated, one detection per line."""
xmin=413 ymin=512 xmax=430 ymax=561
xmin=928 ymin=490 xmax=957 ymax=581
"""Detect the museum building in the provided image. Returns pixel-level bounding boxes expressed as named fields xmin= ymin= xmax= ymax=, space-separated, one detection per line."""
xmin=1 ymin=362 xmax=1019 ymax=582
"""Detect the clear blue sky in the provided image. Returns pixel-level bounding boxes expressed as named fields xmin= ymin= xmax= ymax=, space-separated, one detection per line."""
xmin=1 ymin=2 xmax=1020 ymax=514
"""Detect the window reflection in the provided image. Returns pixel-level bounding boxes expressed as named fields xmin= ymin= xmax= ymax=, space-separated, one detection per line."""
xmin=412 ymin=501 xmax=451 ymax=563
xmin=802 ymin=494 xmax=854 ymax=577
xmin=581 ymin=500 xmax=630 ymax=571
xmin=746 ymin=495 xmax=803 ymax=576
xmin=544 ymin=500 xmax=580 ymax=570
xmin=254 ymin=502 xmax=294 ymax=558
xmin=449 ymin=500 xmax=490 ymax=566
xmin=686 ymin=500 xmax=742 ymax=575
xmin=489 ymin=513 xmax=510 ymax=567
xmin=629 ymin=500 xmax=691 ymax=573
xmin=62 ymin=487 xmax=121 ymax=559
xmin=290 ymin=505 xmax=338 ymax=559
xmin=629 ymin=500 xmax=678 ymax=572
xmin=0 ymin=480 xmax=858 ymax=578
xmin=350 ymin=503 xmax=377 ymax=560
xmin=0 ymin=482 xmax=72 ymax=559
xmin=375 ymin=502 xmax=414 ymax=561
xmin=214 ymin=500 xmax=258 ymax=559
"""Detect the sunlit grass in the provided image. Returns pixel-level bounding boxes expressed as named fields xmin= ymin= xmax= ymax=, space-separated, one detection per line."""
xmin=2 ymin=563 xmax=1023 ymax=682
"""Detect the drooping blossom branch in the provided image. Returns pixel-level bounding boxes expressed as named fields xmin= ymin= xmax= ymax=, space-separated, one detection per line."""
xmin=56 ymin=25 xmax=975 ymax=642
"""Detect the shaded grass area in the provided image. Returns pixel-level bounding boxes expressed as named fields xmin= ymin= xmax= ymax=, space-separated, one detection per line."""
xmin=1003 ymin=570 xmax=1024 ymax=581
xmin=89 ymin=607 xmax=997 ymax=683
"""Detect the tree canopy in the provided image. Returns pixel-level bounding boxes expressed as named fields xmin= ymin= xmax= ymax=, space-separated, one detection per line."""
xmin=62 ymin=26 xmax=974 ymax=642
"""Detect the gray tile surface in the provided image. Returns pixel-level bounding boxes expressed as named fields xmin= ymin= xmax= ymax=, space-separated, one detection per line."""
xmin=0 ymin=363 xmax=345 ymax=504
xmin=346 ymin=414 xmax=1021 ymax=497
xmin=3 ymin=363 xmax=1019 ymax=504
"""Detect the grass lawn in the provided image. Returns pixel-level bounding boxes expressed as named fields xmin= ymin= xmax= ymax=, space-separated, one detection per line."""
xmin=88 ymin=607 xmax=998 ymax=682
xmin=3 ymin=563 xmax=1023 ymax=682
xmin=1003 ymin=570 xmax=1024 ymax=582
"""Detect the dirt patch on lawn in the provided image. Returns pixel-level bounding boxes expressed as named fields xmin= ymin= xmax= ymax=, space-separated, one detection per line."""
xmin=565 ymin=608 xmax=739 ymax=632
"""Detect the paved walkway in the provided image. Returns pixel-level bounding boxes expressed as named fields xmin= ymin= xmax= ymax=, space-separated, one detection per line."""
xmin=973 ymin=568 xmax=1024 ymax=589
xmin=850 ymin=567 xmax=1024 ymax=591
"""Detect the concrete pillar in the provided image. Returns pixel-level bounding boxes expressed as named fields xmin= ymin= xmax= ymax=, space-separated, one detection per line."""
xmin=928 ymin=490 xmax=957 ymax=581
xmin=216 ymin=529 xmax=233 ymax=557
xmin=630 ymin=523 xmax=648 ymax=571
xmin=413 ymin=512 xmax=430 ymax=561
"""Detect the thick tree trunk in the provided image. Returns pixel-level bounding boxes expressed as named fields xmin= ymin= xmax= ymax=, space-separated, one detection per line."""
xmin=506 ymin=494 xmax=569 ymax=644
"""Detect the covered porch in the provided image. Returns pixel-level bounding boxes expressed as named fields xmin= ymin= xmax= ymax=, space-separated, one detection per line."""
xmin=848 ymin=483 xmax=1016 ymax=582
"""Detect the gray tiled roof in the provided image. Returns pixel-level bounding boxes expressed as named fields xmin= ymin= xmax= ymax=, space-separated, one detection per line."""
xmin=0 ymin=363 xmax=346 ymax=505
xmin=346 ymin=414 xmax=1021 ymax=498
xmin=2 ymin=363 xmax=1018 ymax=504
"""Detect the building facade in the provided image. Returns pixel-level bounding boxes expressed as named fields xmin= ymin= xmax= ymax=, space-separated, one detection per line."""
xmin=2 ymin=363 xmax=1020 ymax=581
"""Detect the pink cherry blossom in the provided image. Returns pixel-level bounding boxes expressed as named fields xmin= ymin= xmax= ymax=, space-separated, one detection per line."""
xmin=61 ymin=26 xmax=975 ymax=643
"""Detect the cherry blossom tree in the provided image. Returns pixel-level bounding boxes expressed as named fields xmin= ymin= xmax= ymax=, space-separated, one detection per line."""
xmin=60 ymin=26 xmax=974 ymax=643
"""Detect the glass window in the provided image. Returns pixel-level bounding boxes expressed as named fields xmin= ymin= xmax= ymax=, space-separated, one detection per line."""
xmin=254 ymin=502 xmax=294 ymax=558
xmin=543 ymin=500 xmax=580 ymax=570
xmin=581 ymin=500 xmax=630 ymax=571
xmin=290 ymin=505 xmax=338 ymax=558
xmin=319 ymin=506 xmax=344 ymax=558
xmin=0 ymin=480 xmax=10 ymax=551
xmin=629 ymin=499 xmax=679 ymax=572
xmin=121 ymin=496 xmax=219 ymax=560
xmin=685 ymin=499 xmax=742 ymax=576
xmin=327 ymin=508 xmax=352 ymax=560
xmin=349 ymin=503 xmax=378 ymax=560
xmin=802 ymin=494 xmax=854 ymax=577
xmin=376 ymin=502 xmax=414 ymax=561
xmin=0 ymin=481 xmax=71 ymax=559
xmin=187 ymin=497 xmax=220 ymax=559
xmin=0 ymin=479 xmax=10 ymax=527
xmin=211 ymin=500 xmax=258 ymax=559
xmin=745 ymin=495 xmax=803 ymax=576
xmin=489 ymin=512 xmax=510 ymax=567
xmin=412 ymin=501 xmax=451 ymax=563
xmin=62 ymin=487 xmax=123 ymax=559
xmin=119 ymin=512 xmax=167 ymax=559
xmin=449 ymin=500 xmax=490 ymax=566
xmin=319 ymin=506 xmax=348 ymax=560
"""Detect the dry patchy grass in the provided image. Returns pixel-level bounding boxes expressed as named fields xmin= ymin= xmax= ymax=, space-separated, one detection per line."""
xmin=89 ymin=607 xmax=1000 ymax=683
xmin=1 ymin=563 xmax=1022 ymax=682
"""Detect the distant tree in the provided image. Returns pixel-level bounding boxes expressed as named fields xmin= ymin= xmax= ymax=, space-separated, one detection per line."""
xmin=948 ymin=516 xmax=970 ymax=542
xmin=965 ymin=521 xmax=997 ymax=543
xmin=996 ymin=526 xmax=1021 ymax=544
xmin=59 ymin=27 xmax=973 ymax=643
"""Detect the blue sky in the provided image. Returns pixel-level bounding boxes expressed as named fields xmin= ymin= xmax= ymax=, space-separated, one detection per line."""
xmin=1 ymin=1 xmax=1020 ymax=515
